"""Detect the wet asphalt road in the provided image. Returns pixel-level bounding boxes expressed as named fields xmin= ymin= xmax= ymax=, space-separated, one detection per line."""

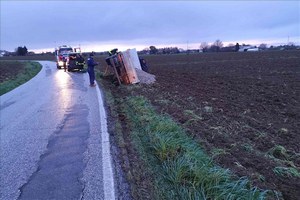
xmin=0 ymin=61 xmax=115 ymax=200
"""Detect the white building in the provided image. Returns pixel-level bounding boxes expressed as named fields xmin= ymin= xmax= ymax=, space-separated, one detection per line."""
xmin=238 ymin=45 xmax=258 ymax=52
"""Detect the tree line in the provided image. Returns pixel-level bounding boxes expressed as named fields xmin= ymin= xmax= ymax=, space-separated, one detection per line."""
xmin=139 ymin=39 xmax=298 ymax=55
xmin=2 ymin=42 xmax=298 ymax=57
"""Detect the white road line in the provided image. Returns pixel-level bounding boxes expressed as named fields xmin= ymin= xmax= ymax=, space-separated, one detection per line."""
xmin=95 ymin=83 xmax=116 ymax=200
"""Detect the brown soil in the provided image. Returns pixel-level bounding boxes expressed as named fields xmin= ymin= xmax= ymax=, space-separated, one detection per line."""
xmin=99 ymin=51 xmax=300 ymax=199
xmin=0 ymin=61 xmax=26 ymax=82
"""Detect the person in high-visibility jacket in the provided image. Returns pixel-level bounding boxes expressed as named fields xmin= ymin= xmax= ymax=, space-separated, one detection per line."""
xmin=87 ymin=53 xmax=98 ymax=87
xmin=62 ymin=56 xmax=67 ymax=72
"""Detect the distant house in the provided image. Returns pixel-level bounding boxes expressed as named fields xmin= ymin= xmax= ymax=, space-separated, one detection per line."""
xmin=0 ymin=50 xmax=9 ymax=57
xmin=27 ymin=51 xmax=35 ymax=56
xmin=247 ymin=48 xmax=259 ymax=52
xmin=187 ymin=49 xmax=200 ymax=54
xmin=238 ymin=45 xmax=258 ymax=52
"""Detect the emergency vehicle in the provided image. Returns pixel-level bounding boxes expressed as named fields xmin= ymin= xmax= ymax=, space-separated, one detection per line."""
xmin=55 ymin=45 xmax=73 ymax=69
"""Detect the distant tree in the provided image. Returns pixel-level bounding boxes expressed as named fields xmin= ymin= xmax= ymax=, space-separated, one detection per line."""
xmin=210 ymin=45 xmax=218 ymax=52
xmin=259 ymin=43 xmax=267 ymax=50
xmin=24 ymin=46 xmax=28 ymax=55
xmin=138 ymin=47 xmax=150 ymax=55
xmin=16 ymin=47 xmax=22 ymax=56
xmin=214 ymin=39 xmax=223 ymax=47
xmin=15 ymin=46 xmax=28 ymax=56
xmin=162 ymin=47 xmax=179 ymax=54
xmin=172 ymin=47 xmax=180 ymax=54
xmin=211 ymin=39 xmax=223 ymax=52
xmin=235 ymin=43 xmax=240 ymax=52
xmin=149 ymin=46 xmax=158 ymax=54
xmin=285 ymin=42 xmax=297 ymax=50
xmin=200 ymin=42 xmax=209 ymax=52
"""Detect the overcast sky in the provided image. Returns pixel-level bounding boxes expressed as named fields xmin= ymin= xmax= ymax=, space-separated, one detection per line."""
xmin=1 ymin=1 xmax=299 ymax=52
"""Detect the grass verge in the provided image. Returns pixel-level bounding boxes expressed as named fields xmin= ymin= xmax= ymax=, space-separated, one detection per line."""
xmin=0 ymin=61 xmax=42 ymax=95
xmin=123 ymin=95 xmax=269 ymax=199
xmin=97 ymin=72 xmax=271 ymax=199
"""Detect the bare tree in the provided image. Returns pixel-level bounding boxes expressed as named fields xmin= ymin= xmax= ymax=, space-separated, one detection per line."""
xmin=210 ymin=39 xmax=223 ymax=52
xmin=214 ymin=39 xmax=223 ymax=48
xmin=200 ymin=42 xmax=209 ymax=52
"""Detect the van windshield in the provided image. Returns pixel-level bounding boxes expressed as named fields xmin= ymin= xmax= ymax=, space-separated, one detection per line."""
xmin=59 ymin=48 xmax=73 ymax=53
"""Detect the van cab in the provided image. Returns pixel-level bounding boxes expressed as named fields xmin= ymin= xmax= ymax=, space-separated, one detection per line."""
xmin=55 ymin=45 xmax=73 ymax=69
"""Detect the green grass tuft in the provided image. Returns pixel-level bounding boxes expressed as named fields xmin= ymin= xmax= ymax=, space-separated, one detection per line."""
xmin=268 ymin=145 xmax=290 ymax=160
xmin=273 ymin=167 xmax=300 ymax=178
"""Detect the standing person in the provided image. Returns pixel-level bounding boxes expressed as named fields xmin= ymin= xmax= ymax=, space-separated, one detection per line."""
xmin=139 ymin=57 xmax=149 ymax=72
xmin=63 ymin=56 xmax=67 ymax=72
xmin=87 ymin=53 xmax=98 ymax=87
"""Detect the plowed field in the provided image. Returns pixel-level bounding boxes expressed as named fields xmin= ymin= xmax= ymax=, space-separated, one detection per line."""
xmin=101 ymin=51 xmax=300 ymax=199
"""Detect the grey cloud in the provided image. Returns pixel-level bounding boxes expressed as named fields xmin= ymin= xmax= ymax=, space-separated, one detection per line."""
xmin=1 ymin=1 xmax=299 ymax=51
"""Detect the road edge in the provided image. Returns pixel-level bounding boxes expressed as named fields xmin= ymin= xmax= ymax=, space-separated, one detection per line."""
xmin=95 ymin=83 xmax=116 ymax=200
